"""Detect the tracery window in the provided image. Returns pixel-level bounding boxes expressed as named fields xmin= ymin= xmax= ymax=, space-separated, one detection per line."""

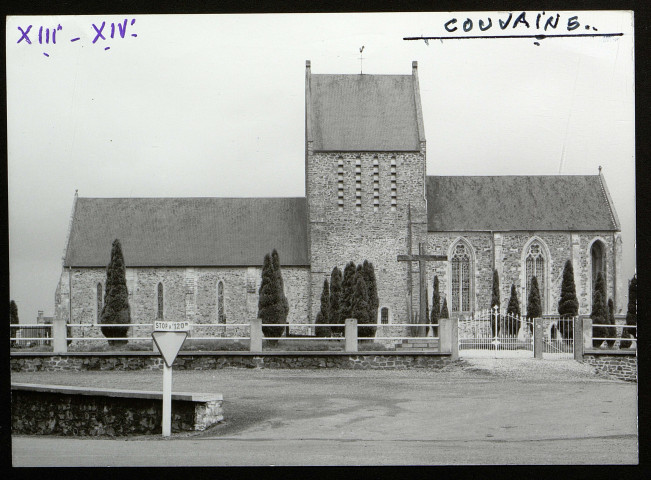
xmin=217 ymin=281 xmax=225 ymax=323
xmin=450 ymin=242 xmax=471 ymax=312
xmin=525 ymin=242 xmax=546 ymax=314
xmin=96 ymin=283 xmax=103 ymax=322
xmin=380 ymin=307 xmax=389 ymax=324
xmin=157 ymin=283 xmax=164 ymax=319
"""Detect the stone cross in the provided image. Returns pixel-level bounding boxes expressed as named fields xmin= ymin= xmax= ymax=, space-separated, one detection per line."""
xmin=398 ymin=243 xmax=447 ymax=336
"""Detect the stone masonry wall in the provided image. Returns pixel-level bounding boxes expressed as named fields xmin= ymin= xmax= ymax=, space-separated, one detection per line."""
xmin=424 ymin=231 xmax=621 ymax=318
xmin=11 ymin=353 xmax=455 ymax=372
xmin=12 ymin=389 xmax=223 ymax=435
xmin=59 ymin=266 xmax=310 ymax=340
xmin=583 ymin=352 xmax=637 ymax=382
xmin=307 ymin=151 xmax=427 ymax=326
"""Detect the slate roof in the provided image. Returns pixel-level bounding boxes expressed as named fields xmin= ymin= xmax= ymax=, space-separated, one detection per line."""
xmin=426 ymin=175 xmax=620 ymax=232
xmin=64 ymin=197 xmax=309 ymax=267
xmin=308 ymin=74 xmax=422 ymax=151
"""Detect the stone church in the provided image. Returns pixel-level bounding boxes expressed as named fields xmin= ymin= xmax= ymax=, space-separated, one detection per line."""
xmin=54 ymin=61 xmax=624 ymax=334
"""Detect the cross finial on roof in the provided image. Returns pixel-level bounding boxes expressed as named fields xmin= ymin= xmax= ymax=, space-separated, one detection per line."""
xmin=598 ymin=165 xmax=602 ymax=173
xmin=359 ymin=46 xmax=365 ymax=74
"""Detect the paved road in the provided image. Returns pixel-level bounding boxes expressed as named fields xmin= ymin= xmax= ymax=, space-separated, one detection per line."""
xmin=11 ymin=360 xmax=638 ymax=466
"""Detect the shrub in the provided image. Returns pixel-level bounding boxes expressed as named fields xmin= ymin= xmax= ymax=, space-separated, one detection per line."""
xmin=526 ymin=277 xmax=541 ymax=335
xmin=100 ymin=239 xmax=131 ymax=346
xmin=10 ymin=300 xmax=18 ymax=347
xmin=440 ymin=297 xmax=449 ymax=319
xmin=621 ymin=275 xmax=637 ymax=348
xmin=352 ymin=273 xmax=376 ymax=337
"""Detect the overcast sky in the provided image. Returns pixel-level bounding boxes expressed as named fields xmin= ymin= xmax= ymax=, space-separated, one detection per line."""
xmin=7 ymin=11 xmax=635 ymax=323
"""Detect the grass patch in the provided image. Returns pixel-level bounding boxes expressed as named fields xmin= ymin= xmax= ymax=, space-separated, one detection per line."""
xmin=181 ymin=339 xmax=249 ymax=351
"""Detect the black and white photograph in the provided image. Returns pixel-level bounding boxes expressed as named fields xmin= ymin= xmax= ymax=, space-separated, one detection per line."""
xmin=7 ymin=10 xmax=637 ymax=466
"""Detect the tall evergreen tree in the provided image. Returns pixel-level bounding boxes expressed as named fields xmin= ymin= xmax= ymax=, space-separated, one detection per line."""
xmin=505 ymin=284 xmax=520 ymax=336
xmin=591 ymin=292 xmax=607 ymax=348
xmin=329 ymin=267 xmax=344 ymax=335
xmin=315 ymin=279 xmax=331 ymax=337
xmin=351 ymin=274 xmax=375 ymax=337
xmin=527 ymin=276 xmax=541 ymax=335
xmin=621 ymin=275 xmax=637 ymax=348
xmin=440 ymin=297 xmax=449 ymax=319
xmin=490 ymin=269 xmax=500 ymax=336
xmin=271 ymin=249 xmax=289 ymax=328
xmin=430 ymin=276 xmax=441 ymax=337
xmin=362 ymin=260 xmax=379 ymax=327
xmin=10 ymin=300 xmax=19 ymax=347
xmin=341 ymin=261 xmax=357 ymax=320
xmin=258 ymin=251 xmax=287 ymax=341
xmin=558 ymin=260 xmax=578 ymax=339
xmin=606 ymin=298 xmax=616 ymax=348
xmin=100 ymin=239 xmax=131 ymax=346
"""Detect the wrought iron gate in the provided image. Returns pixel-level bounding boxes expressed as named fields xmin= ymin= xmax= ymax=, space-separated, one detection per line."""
xmin=458 ymin=307 xmax=533 ymax=357
xmin=458 ymin=307 xmax=575 ymax=359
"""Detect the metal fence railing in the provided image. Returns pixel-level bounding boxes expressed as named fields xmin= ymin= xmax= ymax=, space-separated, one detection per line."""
xmin=590 ymin=324 xmax=637 ymax=350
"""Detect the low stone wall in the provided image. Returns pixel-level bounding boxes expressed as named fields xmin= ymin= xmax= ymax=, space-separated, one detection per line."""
xmin=583 ymin=350 xmax=637 ymax=382
xmin=11 ymin=352 xmax=455 ymax=372
xmin=11 ymin=383 xmax=223 ymax=436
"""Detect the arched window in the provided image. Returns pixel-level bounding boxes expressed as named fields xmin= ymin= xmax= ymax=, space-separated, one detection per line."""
xmin=157 ymin=283 xmax=164 ymax=319
xmin=525 ymin=242 xmax=546 ymax=314
xmin=96 ymin=283 xmax=103 ymax=322
xmin=591 ymin=240 xmax=606 ymax=289
xmin=380 ymin=307 xmax=389 ymax=325
xmin=450 ymin=242 xmax=471 ymax=312
xmin=217 ymin=281 xmax=225 ymax=323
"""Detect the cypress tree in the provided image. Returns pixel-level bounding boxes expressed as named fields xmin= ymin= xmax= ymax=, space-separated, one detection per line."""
xmin=591 ymin=287 xmax=607 ymax=348
xmin=527 ymin=277 xmax=542 ymax=319
xmin=351 ymin=274 xmax=375 ymax=337
xmin=341 ymin=261 xmax=357 ymax=320
xmin=527 ymin=276 xmax=541 ymax=335
xmin=490 ymin=269 xmax=500 ymax=336
xmin=606 ymin=298 xmax=616 ymax=348
xmin=362 ymin=260 xmax=379 ymax=327
xmin=258 ymin=252 xmax=286 ymax=341
xmin=329 ymin=267 xmax=344 ymax=335
xmin=430 ymin=276 xmax=441 ymax=337
xmin=440 ymin=297 xmax=449 ymax=319
xmin=271 ymin=249 xmax=289 ymax=324
xmin=621 ymin=275 xmax=637 ymax=348
xmin=506 ymin=284 xmax=521 ymax=336
xmin=558 ymin=260 xmax=578 ymax=339
xmin=315 ymin=279 xmax=331 ymax=337
xmin=10 ymin=300 xmax=19 ymax=347
xmin=100 ymin=239 xmax=131 ymax=346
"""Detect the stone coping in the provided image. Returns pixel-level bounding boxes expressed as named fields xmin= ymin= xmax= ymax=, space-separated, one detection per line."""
xmin=11 ymin=351 xmax=451 ymax=357
xmin=583 ymin=349 xmax=637 ymax=356
xmin=11 ymin=383 xmax=222 ymax=403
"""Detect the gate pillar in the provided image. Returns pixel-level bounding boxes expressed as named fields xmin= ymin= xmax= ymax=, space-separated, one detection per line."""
xmin=533 ymin=318 xmax=543 ymax=359
xmin=345 ymin=318 xmax=358 ymax=352
xmin=574 ymin=317 xmax=584 ymax=361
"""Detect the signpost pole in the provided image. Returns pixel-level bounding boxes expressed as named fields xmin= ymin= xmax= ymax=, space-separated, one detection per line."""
xmin=162 ymin=362 xmax=172 ymax=437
